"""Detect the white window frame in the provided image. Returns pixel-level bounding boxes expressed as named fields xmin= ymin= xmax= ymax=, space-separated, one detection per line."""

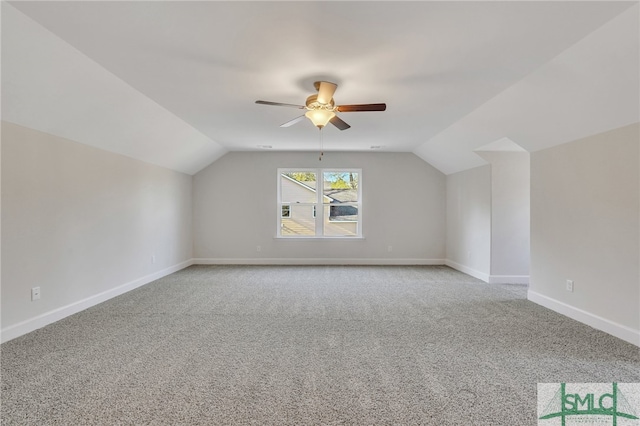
xmin=277 ymin=168 xmax=362 ymax=238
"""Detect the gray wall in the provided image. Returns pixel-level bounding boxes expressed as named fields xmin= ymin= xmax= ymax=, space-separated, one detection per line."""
xmin=193 ymin=151 xmax=446 ymax=263
xmin=487 ymin=152 xmax=530 ymax=279
xmin=445 ymin=165 xmax=492 ymax=280
xmin=530 ymin=122 xmax=639 ymax=336
xmin=476 ymin=151 xmax=531 ymax=282
xmin=1 ymin=122 xmax=193 ymax=337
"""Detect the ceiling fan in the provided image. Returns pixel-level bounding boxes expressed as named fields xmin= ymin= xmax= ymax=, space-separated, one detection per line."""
xmin=256 ymin=81 xmax=386 ymax=130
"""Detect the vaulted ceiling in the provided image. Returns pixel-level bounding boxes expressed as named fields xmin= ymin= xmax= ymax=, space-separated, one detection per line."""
xmin=3 ymin=1 xmax=638 ymax=175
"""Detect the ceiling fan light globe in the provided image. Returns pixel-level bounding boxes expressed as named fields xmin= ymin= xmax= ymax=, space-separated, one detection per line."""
xmin=305 ymin=109 xmax=335 ymax=128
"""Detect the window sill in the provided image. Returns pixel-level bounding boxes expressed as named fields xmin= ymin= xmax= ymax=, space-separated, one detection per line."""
xmin=274 ymin=236 xmax=365 ymax=241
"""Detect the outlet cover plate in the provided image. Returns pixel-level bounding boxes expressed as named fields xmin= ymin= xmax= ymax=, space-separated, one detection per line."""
xmin=566 ymin=280 xmax=574 ymax=292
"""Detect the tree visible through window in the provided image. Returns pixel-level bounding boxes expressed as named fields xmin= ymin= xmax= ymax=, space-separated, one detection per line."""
xmin=277 ymin=168 xmax=361 ymax=237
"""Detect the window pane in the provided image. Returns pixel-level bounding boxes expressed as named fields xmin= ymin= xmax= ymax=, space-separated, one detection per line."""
xmin=278 ymin=168 xmax=361 ymax=238
xmin=281 ymin=172 xmax=317 ymax=203
xmin=323 ymin=205 xmax=358 ymax=237
xmin=323 ymin=172 xmax=358 ymax=204
xmin=281 ymin=204 xmax=316 ymax=236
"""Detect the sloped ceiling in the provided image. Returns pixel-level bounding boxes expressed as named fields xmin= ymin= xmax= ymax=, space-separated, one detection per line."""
xmin=2 ymin=1 xmax=638 ymax=175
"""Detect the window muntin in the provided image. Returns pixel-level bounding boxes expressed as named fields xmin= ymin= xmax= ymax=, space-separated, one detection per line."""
xmin=277 ymin=169 xmax=361 ymax=238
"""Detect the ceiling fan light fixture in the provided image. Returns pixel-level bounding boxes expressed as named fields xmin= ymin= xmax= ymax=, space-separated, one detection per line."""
xmin=305 ymin=109 xmax=335 ymax=128
xmin=256 ymin=80 xmax=385 ymax=131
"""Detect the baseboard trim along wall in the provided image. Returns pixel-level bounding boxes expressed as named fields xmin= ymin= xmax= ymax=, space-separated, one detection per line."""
xmin=193 ymin=258 xmax=446 ymax=266
xmin=4 ymin=260 xmax=634 ymax=347
xmin=528 ymin=290 xmax=640 ymax=347
xmin=488 ymin=275 xmax=530 ymax=285
xmin=444 ymin=259 xmax=490 ymax=282
xmin=0 ymin=259 xmax=194 ymax=344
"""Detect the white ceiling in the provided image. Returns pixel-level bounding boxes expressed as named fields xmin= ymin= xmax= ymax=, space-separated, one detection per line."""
xmin=2 ymin=1 xmax=638 ymax=175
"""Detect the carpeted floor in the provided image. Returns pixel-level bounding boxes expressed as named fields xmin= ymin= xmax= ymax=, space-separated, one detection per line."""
xmin=2 ymin=265 xmax=639 ymax=425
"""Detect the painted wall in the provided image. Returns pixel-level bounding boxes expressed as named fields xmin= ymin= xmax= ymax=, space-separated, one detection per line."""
xmin=1 ymin=122 xmax=193 ymax=339
xmin=477 ymin=151 xmax=530 ymax=282
xmin=445 ymin=165 xmax=492 ymax=280
xmin=529 ymin=123 xmax=639 ymax=344
xmin=193 ymin=151 xmax=446 ymax=263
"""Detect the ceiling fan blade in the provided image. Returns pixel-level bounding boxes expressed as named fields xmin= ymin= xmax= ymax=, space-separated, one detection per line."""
xmin=316 ymin=81 xmax=338 ymax=105
xmin=330 ymin=115 xmax=351 ymax=131
xmin=280 ymin=115 xmax=306 ymax=128
xmin=336 ymin=103 xmax=387 ymax=112
xmin=256 ymin=100 xmax=305 ymax=109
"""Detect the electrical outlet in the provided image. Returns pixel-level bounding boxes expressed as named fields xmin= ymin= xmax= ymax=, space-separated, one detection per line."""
xmin=31 ymin=287 xmax=41 ymax=301
xmin=256 ymin=245 xmax=261 ymax=252
xmin=566 ymin=280 xmax=574 ymax=292
xmin=152 ymin=255 xmax=156 ymax=263
xmin=387 ymin=245 xmax=393 ymax=252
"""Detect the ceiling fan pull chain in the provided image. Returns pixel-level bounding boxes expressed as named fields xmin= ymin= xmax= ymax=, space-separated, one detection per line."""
xmin=319 ymin=128 xmax=324 ymax=161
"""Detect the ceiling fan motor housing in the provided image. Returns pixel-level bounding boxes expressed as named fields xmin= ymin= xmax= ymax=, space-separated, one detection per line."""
xmin=305 ymin=94 xmax=335 ymax=111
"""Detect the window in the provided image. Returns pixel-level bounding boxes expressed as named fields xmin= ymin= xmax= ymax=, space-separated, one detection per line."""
xmin=277 ymin=168 xmax=362 ymax=238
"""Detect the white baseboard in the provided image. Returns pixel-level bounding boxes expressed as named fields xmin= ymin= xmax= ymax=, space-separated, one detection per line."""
xmin=489 ymin=275 xmax=530 ymax=285
xmin=0 ymin=259 xmax=194 ymax=344
xmin=444 ymin=259 xmax=489 ymax=282
xmin=528 ymin=290 xmax=640 ymax=347
xmin=193 ymin=258 xmax=446 ymax=266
